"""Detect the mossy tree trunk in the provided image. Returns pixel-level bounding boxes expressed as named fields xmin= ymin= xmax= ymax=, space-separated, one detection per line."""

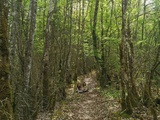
xmin=9 ymin=0 xmax=23 ymax=119
xmin=0 ymin=0 xmax=13 ymax=119
xmin=120 ymin=0 xmax=139 ymax=114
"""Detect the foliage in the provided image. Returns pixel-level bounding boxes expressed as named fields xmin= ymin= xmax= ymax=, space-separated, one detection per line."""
xmin=7 ymin=0 xmax=160 ymax=119
xmin=102 ymin=87 xmax=121 ymax=99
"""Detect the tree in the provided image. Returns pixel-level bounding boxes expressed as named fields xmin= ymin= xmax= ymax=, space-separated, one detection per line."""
xmin=9 ymin=0 xmax=22 ymax=119
xmin=22 ymin=0 xmax=37 ymax=119
xmin=0 ymin=0 xmax=13 ymax=119
xmin=120 ymin=0 xmax=139 ymax=114
xmin=42 ymin=0 xmax=57 ymax=110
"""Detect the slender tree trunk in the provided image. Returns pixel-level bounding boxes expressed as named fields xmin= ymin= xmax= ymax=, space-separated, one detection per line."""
xmin=23 ymin=0 xmax=37 ymax=92
xmin=81 ymin=0 xmax=87 ymax=74
xmin=42 ymin=0 xmax=57 ymax=110
xmin=22 ymin=0 xmax=37 ymax=119
xmin=73 ymin=1 xmax=80 ymax=82
xmin=92 ymin=0 xmax=99 ymax=62
xmin=120 ymin=0 xmax=139 ymax=114
xmin=141 ymin=0 xmax=146 ymax=42
xmin=92 ymin=0 xmax=105 ymax=87
xmin=0 ymin=0 xmax=13 ymax=119
xmin=9 ymin=0 xmax=22 ymax=119
xmin=43 ymin=16 xmax=50 ymax=109
xmin=133 ymin=0 xmax=141 ymax=41
xmin=66 ymin=0 xmax=73 ymax=84
xmin=92 ymin=0 xmax=110 ymax=88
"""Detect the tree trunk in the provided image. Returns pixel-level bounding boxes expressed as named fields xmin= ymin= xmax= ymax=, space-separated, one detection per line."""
xmin=92 ymin=0 xmax=100 ymax=62
xmin=0 ymin=0 xmax=13 ymax=119
xmin=22 ymin=0 xmax=37 ymax=119
xmin=120 ymin=0 xmax=139 ymax=114
xmin=23 ymin=0 xmax=37 ymax=92
xmin=92 ymin=0 xmax=111 ymax=88
xmin=42 ymin=0 xmax=57 ymax=110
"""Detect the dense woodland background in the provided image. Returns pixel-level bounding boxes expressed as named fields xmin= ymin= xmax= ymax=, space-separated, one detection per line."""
xmin=0 ymin=0 xmax=160 ymax=119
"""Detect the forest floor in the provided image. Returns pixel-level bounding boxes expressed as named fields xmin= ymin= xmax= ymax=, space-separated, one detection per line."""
xmin=38 ymin=71 xmax=160 ymax=120
xmin=52 ymin=71 xmax=121 ymax=120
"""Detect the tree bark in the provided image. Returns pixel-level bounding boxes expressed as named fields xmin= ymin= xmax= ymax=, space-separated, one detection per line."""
xmin=23 ymin=0 xmax=37 ymax=92
xmin=0 ymin=0 xmax=13 ymax=119
xmin=42 ymin=0 xmax=57 ymax=110
xmin=22 ymin=0 xmax=37 ymax=119
xmin=120 ymin=0 xmax=139 ymax=114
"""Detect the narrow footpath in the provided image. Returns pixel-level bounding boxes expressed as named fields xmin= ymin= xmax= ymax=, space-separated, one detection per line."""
xmin=52 ymin=72 xmax=120 ymax=120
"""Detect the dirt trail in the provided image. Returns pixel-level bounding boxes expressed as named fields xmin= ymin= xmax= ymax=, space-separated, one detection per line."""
xmin=37 ymin=72 xmax=160 ymax=120
xmin=62 ymin=78 xmax=108 ymax=119
xmin=52 ymin=72 xmax=120 ymax=120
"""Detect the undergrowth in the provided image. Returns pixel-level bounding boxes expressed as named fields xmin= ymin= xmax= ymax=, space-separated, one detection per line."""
xmin=101 ymin=87 xmax=121 ymax=99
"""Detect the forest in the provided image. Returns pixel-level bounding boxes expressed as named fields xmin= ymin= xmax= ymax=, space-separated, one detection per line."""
xmin=0 ymin=0 xmax=160 ymax=119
